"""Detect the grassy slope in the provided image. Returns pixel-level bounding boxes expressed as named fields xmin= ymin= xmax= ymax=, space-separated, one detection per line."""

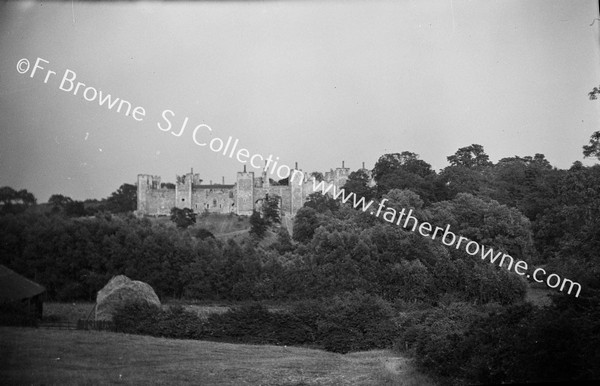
xmin=193 ymin=213 xmax=250 ymax=235
xmin=0 ymin=327 xmax=434 ymax=386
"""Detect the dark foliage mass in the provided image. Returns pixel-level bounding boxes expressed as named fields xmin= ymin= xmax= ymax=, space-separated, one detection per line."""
xmin=105 ymin=183 xmax=137 ymax=213
xmin=113 ymin=291 xmax=399 ymax=354
xmin=45 ymin=183 xmax=137 ymax=217
xmin=398 ymin=292 xmax=600 ymax=384
xmin=170 ymin=207 xmax=197 ymax=229
xmin=2 ymin=139 xmax=600 ymax=383
xmin=249 ymin=194 xmax=282 ymax=239
xmin=0 ymin=302 xmax=39 ymax=327
xmin=0 ymin=187 xmax=36 ymax=215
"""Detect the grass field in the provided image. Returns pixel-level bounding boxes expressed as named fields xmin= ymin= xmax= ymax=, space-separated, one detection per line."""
xmin=0 ymin=327 xmax=435 ymax=385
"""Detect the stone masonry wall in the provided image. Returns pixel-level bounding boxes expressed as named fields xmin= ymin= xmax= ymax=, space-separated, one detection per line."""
xmin=138 ymin=164 xmax=357 ymax=217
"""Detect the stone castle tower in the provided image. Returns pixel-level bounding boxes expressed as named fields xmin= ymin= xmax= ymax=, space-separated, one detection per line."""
xmin=137 ymin=161 xmax=357 ymax=217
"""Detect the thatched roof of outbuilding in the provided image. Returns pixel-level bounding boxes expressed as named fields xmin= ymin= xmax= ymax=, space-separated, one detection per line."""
xmin=0 ymin=265 xmax=46 ymax=302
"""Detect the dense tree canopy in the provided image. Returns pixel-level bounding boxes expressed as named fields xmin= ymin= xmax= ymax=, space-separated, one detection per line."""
xmin=342 ymin=169 xmax=375 ymax=201
xmin=0 ymin=187 xmax=36 ymax=214
xmin=303 ymin=192 xmax=339 ymax=213
xmin=106 ymin=183 xmax=137 ymax=213
xmin=372 ymin=151 xmax=438 ymax=202
xmin=447 ymin=144 xmax=492 ymax=168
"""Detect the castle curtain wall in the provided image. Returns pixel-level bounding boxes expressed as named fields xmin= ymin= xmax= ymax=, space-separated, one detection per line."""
xmin=192 ymin=187 xmax=235 ymax=214
xmin=137 ymin=164 xmax=351 ymax=217
xmin=146 ymin=189 xmax=176 ymax=216
xmin=253 ymin=186 xmax=292 ymax=214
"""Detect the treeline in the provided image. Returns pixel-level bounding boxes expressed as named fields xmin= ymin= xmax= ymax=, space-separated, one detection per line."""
xmin=0 ymin=188 xmax=530 ymax=305
xmin=0 ymin=183 xmax=136 ymax=217
xmin=340 ymin=146 xmax=600 ymax=293
xmin=326 ymin=144 xmax=600 ymax=384
xmin=2 ymin=139 xmax=600 ymax=383
xmin=1 ymin=145 xmax=598 ymax=305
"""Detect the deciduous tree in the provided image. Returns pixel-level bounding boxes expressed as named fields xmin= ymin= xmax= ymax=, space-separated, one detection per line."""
xmin=170 ymin=207 xmax=197 ymax=228
xmin=342 ymin=169 xmax=375 ymax=201
xmin=106 ymin=183 xmax=137 ymax=213
xmin=372 ymin=152 xmax=436 ymax=201
xmin=292 ymin=207 xmax=320 ymax=242
xmin=303 ymin=192 xmax=339 ymax=213
xmin=447 ymin=144 xmax=492 ymax=168
xmin=249 ymin=209 xmax=268 ymax=239
xmin=262 ymin=194 xmax=281 ymax=226
xmin=583 ymin=131 xmax=600 ymax=160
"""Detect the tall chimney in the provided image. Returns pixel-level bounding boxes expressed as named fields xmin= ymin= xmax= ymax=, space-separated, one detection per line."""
xmin=222 ymin=176 xmax=225 ymax=185
xmin=243 ymin=165 xmax=246 ymax=173
xmin=295 ymin=161 xmax=298 ymax=169
xmin=362 ymin=161 xmax=365 ymax=169
xmin=210 ymin=180 xmax=212 ymax=185
xmin=342 ymin=160 xmax=345 ymax=168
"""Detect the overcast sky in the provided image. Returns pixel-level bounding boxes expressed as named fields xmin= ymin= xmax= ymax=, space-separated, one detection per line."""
xmin=0 ymin=0 xmax=598 ymax=203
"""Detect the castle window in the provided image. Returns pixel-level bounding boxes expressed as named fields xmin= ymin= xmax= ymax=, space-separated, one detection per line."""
xmin=213 ymin=199 xmax=217 ymax=207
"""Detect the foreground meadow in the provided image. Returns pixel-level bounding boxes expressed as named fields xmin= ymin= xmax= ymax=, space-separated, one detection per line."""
xmin=0 ymin=327 xmax=434 ymax=385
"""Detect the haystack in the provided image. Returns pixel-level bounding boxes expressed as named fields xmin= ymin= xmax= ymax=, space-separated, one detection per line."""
xmin=95 ymin=275 xmax=160 ymax=321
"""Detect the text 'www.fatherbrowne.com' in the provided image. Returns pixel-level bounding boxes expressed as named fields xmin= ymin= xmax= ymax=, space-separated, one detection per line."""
xmin=311 ymin=179 xmax=582 ymax=298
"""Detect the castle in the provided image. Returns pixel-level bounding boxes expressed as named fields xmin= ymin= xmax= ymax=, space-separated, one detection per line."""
xmin=136 ymin=162 xmax=355 ymax=217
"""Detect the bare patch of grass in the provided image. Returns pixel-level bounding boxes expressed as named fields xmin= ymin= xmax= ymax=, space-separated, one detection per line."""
xmin=194 ymin=213 xmax=250 ymax=235
xmin=526 ymin=286 xmax=553 ymax=307
xmin=175 ymin=304 xmax=231 ymax=319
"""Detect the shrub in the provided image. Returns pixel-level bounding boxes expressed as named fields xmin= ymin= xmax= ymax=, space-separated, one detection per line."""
xmin=395 ymin=302 xmax=486 ymax=381
xmin=459 ymin=297 xmax=600 ymax=384
xmin=291 ymin=291 xmax=400 ymax=353
xmin=194 ymin=228 xmax=215 ymax=240
xmin=112 ymin=293 xmax=401 ymax=354
xmin=398 ymin=296 xmax=600 ymax=385
xmin=207 ymin=303 xmax=312 ymax=345
xmin=113 ymin=302 xmax=206 ymax=339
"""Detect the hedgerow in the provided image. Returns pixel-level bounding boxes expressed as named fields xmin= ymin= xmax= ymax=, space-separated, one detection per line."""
xmin=113 ymin=291 xmax=400 ymax=354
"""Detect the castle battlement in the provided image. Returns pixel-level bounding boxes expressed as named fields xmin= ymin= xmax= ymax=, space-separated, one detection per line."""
xmin=137 ymin=162 xmax=354 ymax=217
